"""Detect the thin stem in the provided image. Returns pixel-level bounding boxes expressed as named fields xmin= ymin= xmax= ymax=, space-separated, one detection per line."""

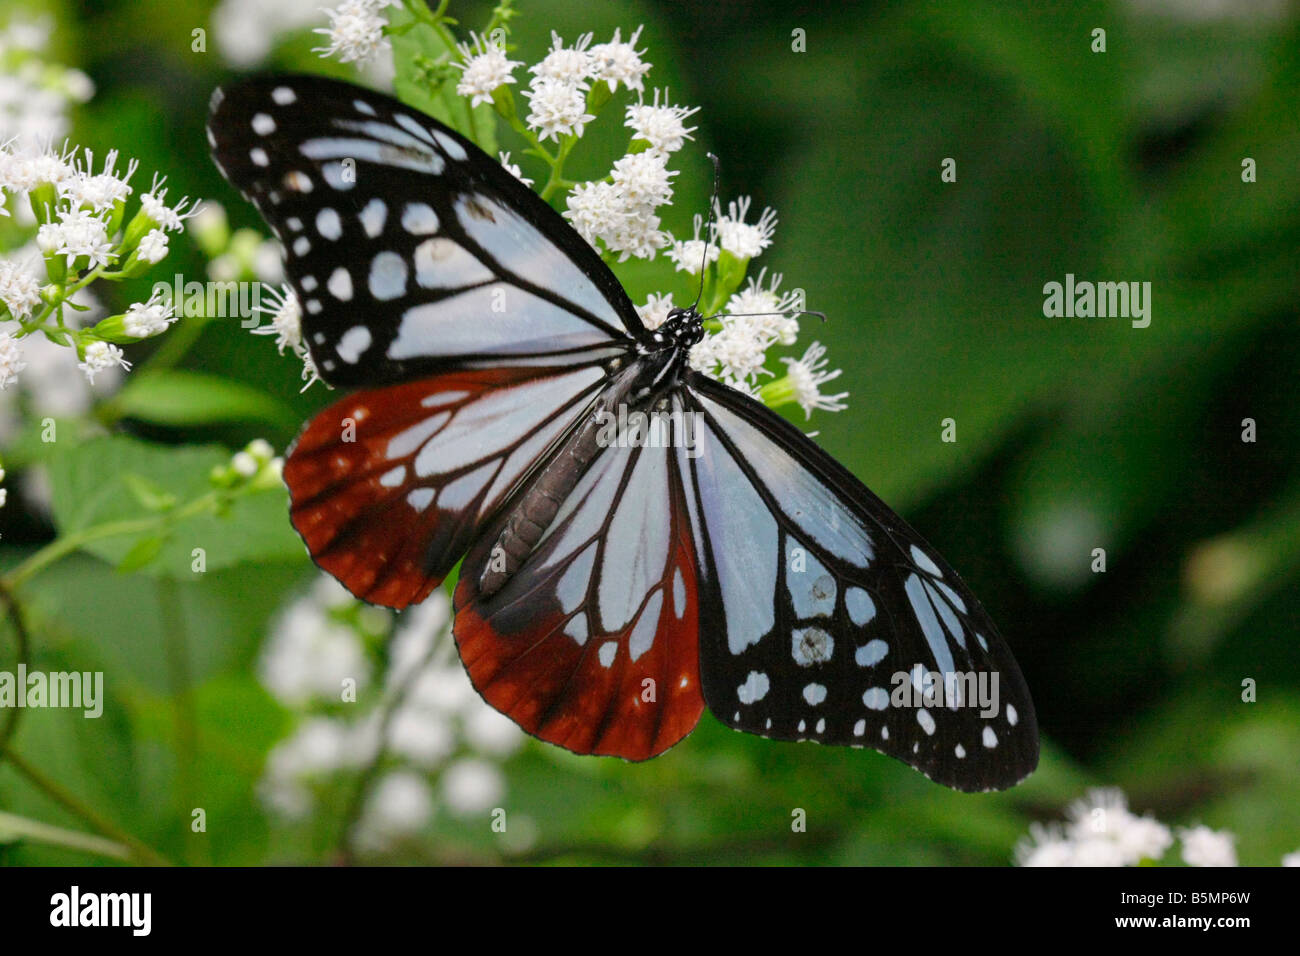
xmin=0 ymin=580 xmax=30 ymax=758
xmin=0 ymin=810 xmax=131 ymax=862
xmin=1 ymin=750 xmax=171 ymax=866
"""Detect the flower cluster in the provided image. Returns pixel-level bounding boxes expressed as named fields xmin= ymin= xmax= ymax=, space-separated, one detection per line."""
xmin=258 ymin=578 xmax=526 ymax=854
xmin=0 ymin=139 xmax=198 ymax=389
xmin=1014 ymin=787 xmax=1296 ymax=867
xmin=313 ymin=0 xmax=393 ymax=65
xmin=448 ymin=23 xmax=848 ymax=419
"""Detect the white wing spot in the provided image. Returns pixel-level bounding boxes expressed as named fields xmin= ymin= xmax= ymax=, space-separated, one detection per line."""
xmin=292 ymin=236 xmax=310 ymax=256
xmin=286 ymin=217 xmax=303 ymax=232
xmin=1007 ymin=704 xmax=1018 ymax=727
xmin=917 ymin=708 xmax=936 ymax=736
xmin=672 ymin=567 xmax=686 ymax=619
xmin=322 ymin=162 xmax=355 ymax=191
xmin=368 ymin=251 xmax=408 ymax=300
xmin=802 ymin=683 xmax=827 ymax=706
xmin=282 ymin=170 xmax=313 ymax=193
xmin=401 ymin=202 xmax=440 ymax=235
xmin=910 ymin=544 xmax=943 ymax=577
xmin=815 ymin=718 xmax=826 ymax=734
xmin=251 ymin=112 xmax=276 ymax=135
xmin=791 ymin=627 xmax=834 ymax=666
xmin=305 ymin=298 xmax=322 ymax=314
xmin=563 ymin=614 xmax=587 ymax=645
xmin=853 ymin=719 xmax=866 ymax=737
xmin=798 ymin=720 xmax=806 ymax=733
xmin=378 ymin=466 xmax=405 ymax=487
xmin=300 ymin=275 xmax=318 ymax=292
xmin=327 ymin=267 xmax=353 ymax=302
xmin=433 ymin=129 xmax=467 ymax=160
xmin=862 ymin=687 xmax=888 ymax=710
xmin=406 ymin=488 xmax=434 ymax=512
xmin=983 ymin=726 xmax=998 ymax=749
xmin=854 ymin=639 xmax=888 ymax=668
xmin=271 ymin=86 xmax=296 ymax=105
xmin=316 ymin=208 xmax=342 ymax=240
xmin=881 ymin=726 xmax=889 ymax=741
xmin=359 ymin=198 xmax=387 ymax=237
xmin=250 ymin=147 xmax=268 ymax=167
xmin=336 ymin=325 xmax=371 ymax=363
xmin=598 ymin=642 xmax=617 ymax=668
xmin=955 ymin=743 xmax=966 ymax=758
xmin=353 ymin=99 xmax=377 ymax=116
xmin=737 ymin=671 xmax=769 ymax=705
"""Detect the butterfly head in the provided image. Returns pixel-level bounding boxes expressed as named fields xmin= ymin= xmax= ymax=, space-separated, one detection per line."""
xmin=654 ymin=305 xmax=705 ymax=352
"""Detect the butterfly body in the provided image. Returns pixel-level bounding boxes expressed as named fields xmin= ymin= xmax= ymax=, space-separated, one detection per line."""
xmin=208 ymin=74 xmax=1038 ymax=790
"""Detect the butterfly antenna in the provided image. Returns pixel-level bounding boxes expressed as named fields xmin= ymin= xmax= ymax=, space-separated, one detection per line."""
xmin=691 ymin=152 xmax=722 ymax=312
xmin=708 ymin=309 xmax=829 ymax=323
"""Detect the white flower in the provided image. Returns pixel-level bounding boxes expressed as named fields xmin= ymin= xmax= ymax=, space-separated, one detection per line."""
xmin=524 ymin=76 xmax=594 ymax=142
xmin=564 ymin=180 xmax=628 ymax=247
xmin=724 ymin=269 xmax=802 ymax=345
xmin=666 ymin=214 xmax=720 ymax=275
xmin=212 ymin=0 xmax=324 ymax=67
xmin=0 ymin=143 xmax=74 ymax=193
xmin=716 ymin=195 xmax=777 ymax=260
xmin=1015 ymin=823 xmax=1077 ymax=866
xmin=122 ymin=291 xmax=176 ymax=338
xmin=497 ymin=151 xmax=533 ymax=188
xmin=1180 ymin=825 xmax=1238 ymax=867
xmin=635 ymin=292 xmax=675 ymax=330
xmin=0 ymin=488 xmax=6 ymax=508
xmin=387 ymin=704 xmax=456 ymax=769
xmin=231 ymin=451 xmax=259 ymax=477
xmin=140 ymin=182 xmax=200 ymax=232
xmin=441 ymin=758 xmax=505 ymax=817
xmin=625 ymin=89 xmax=698 ymax=153
xmin=77 ymin=340 xmax=130 ymax=384
xmin=356 ymin=771 xmax=435 ymax=847
xmin=453 ymin=32 xmax=522 ymax=107
xmin=1064 ymin=788 xmax=1173 ymax=865
xmin=0 ymin=333 xmax=26 ymax=389
xmin=42 ymin=207 xmax=114 ymax=268
xmin=610 ymin=150 xmax=675 ymax=208
xmin=779 ymin=341 xmax=848 ymax=418
xmin=589 ymin=26 xmax=651 ymax=93
xmin=135 ymin=228 xmax=169 ymax=264
xmin=529 ymin=31 xmax=595 ymax=87
xmin=314 ymin=0 xmax=390 ymax=65
xmin=0 ymin=259 xmax=43 ymax=321
xmin=462 ymin=706 xmax=525 ymax=758
xmin=1283 ymin=850 xmax=1300 ymax=867
xmin=252 ymin=283 xmax=304 ymax=355
xmin=258 ymin=581 xmax=371 ymax=705
xmin=60 ymin=148 xmax=139 ymax=212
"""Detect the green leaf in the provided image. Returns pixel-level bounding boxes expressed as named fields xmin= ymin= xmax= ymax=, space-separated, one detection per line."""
xmin=116 ymin=534 xmax=167 ymax=573
xmin=108 ymin=370 xmax=298 ymax=429
xmin=390 ymin=6 xmax=498 ymax=155
xmin=46 ymin=435 xmax=304 ymax=577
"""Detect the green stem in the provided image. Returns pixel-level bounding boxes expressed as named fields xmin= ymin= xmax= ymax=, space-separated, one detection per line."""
xmin=0 ymin=810 xmax=131 ymax=862
xmin=1 ymin=750 xmax=170 ymax=866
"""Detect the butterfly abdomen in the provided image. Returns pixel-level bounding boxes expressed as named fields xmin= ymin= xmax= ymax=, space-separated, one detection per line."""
xmin=479 ymin=367 xmax=639 ymax=598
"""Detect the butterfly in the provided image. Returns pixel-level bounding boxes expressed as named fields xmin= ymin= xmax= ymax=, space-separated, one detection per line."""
xmin=207 ymin=73 xmax=1038 ymax=792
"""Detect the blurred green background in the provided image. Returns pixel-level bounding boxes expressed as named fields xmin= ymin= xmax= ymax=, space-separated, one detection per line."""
xmin=1 ymin=0 xmax=1297 ymax=865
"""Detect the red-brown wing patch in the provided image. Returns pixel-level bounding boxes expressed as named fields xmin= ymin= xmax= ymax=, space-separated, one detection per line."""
xmin=284 ymin=364 xmax=603 ymax=608
xmin=453 ymin=439 xmax=704 ymax=760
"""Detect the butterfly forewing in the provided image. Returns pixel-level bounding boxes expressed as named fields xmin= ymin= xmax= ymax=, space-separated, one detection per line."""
xmin=682 ymin=376 xmax=1038 ymax=791
xmin=206 ymin=74 xmax=649 ymax=387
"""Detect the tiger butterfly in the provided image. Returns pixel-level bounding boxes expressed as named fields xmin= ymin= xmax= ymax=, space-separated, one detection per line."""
xmin=208 ymin=74 xmax=1038 ymax=791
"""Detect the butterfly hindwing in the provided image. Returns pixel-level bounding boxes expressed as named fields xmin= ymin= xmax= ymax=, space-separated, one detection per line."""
xmin=206 ymin=73 xmax=649 ymax=388
xmin=682 ymin=376 xmax=1038 ymax=791
xmin=452 ymin=393 xmax=705 ymax=760
xmin=284 ymin=361 xmax=608 ymax=608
